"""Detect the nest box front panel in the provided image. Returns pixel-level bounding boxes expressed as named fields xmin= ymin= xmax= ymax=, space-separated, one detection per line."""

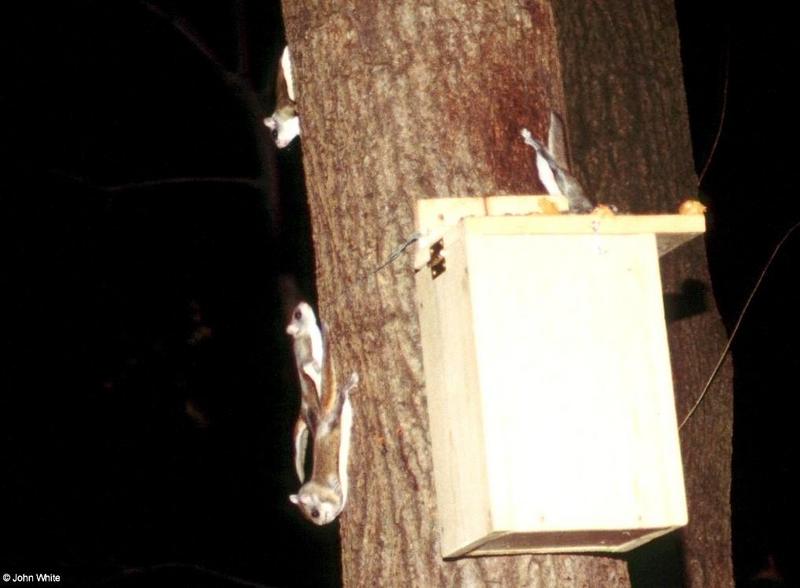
xmin=415 ymin=212 xmax=693 ymax=557
xmin=465 ymin=230 xmax=686 ymax=533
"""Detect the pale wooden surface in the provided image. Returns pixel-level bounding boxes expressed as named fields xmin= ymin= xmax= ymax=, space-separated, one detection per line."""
xmin=415 ymin=216 xmax=689 ymax=557
xmin=464 ymin=215 xmax=705 ymax=256
xmin=414 ymin=196 xmax=568 ymax=269
xmin=415 ymin=226 xmax=493 ymax=557
xmin=414 ymin=196 xmax=706 ymax=269
xmin=415 ymin=195 xmax=569 ymax=232
xmin=466 ymin=527 xmax=677 ymax=556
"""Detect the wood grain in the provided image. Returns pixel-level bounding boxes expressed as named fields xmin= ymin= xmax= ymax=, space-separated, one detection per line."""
xmin=417 ymin=219 xmax=689 ymax=557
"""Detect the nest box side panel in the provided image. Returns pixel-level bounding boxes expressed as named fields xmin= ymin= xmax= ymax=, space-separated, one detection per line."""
xmin=415 ymin=225 xmax=492 ymax=558
xmin=463 ymin=229 xmax=687 ymax=534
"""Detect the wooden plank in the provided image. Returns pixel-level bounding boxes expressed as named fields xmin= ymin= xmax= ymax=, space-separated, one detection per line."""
xmin=415 ymin=195 xmax=569 ymax=235
xmin=414 ymin=225 xmax=493 ymax=557
xmin=466 ymin=230 xmax=687 ymax=539
xmin=413 ymin=197 xmax=705 ymax=269
xmin=466 ymin=526 xmax=679 ymax=556
xmin=414 ymin=196 xmax=568 ymax=269
xmin=415 ymin=217 xmax=689 ymax=557
xmin=463 ymin=215 xmax=704 ymax=256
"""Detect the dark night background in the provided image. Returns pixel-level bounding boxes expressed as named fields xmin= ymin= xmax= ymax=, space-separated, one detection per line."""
xmin=1 ymin=2 xmax=796 ymax=587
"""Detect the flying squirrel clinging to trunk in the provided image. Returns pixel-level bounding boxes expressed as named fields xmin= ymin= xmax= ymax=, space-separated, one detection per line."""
xmin=264 ymin=46 xmax=300 ymax=149
xmin=286 ymin=302 xmax=357 ymax=525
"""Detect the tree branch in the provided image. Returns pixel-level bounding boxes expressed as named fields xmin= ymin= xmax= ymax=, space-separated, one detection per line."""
xmin=97 ymin=562 xmax=271 ymax=588
xmin=100 ymin=176 xmax=264 ymax=193
xmin=139 ymin=1 xmax=228 ymax=73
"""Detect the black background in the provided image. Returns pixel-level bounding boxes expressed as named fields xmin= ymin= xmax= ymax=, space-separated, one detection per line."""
xmin=2 ymin=2 xmax=796 ymax=586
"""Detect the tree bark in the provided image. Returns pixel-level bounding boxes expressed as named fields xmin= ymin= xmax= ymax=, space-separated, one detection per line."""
xmin=550 ymin=2 xmax=734 ymax=585
xmin=280 ymin=1 xmax=732 ymax=586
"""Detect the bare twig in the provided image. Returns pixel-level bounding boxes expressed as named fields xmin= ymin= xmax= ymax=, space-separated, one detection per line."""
xmin=101 ymin=176 xmax=264 ymax=192
xmin=95 ymin=561 xmax=273 ymax=587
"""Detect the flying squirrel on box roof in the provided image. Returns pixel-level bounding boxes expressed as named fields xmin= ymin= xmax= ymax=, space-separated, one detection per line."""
xmin=521 ymin=111 xmax=595 ymax=213
xmin=286 ymin=302 xmax=357 ymax=525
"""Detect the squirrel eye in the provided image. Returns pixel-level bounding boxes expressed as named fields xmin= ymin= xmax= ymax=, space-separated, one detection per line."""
xmin=311 ymin=508 xmax=320 ymax=519
xmin=293 ymin=310 xmax=302 ymax=320
xmin=272 ymin=128 xmax=279 ymax=140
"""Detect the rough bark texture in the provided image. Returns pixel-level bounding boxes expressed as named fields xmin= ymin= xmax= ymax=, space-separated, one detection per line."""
xmin=280 ymin=1 xmax=732 ymax=586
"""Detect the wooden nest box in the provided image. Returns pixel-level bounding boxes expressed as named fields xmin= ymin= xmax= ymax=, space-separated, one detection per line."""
xmin=414 ymin=196 xmax=704 ymax=558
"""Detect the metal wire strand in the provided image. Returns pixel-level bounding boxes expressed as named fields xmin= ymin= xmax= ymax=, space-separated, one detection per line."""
xmin=680 ymin=220 xmax=800 ymax=429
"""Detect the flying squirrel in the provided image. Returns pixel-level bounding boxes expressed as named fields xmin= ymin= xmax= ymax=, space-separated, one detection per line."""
xmin=286 ymin=302 xmax=324 ymax=483
xmin=286 ymin=302 xmax=357 ymax=525
xmin=264 ymin=46 xmax=300 ymax=149
xmin=521 ymin=111 xmax=595 ymax=213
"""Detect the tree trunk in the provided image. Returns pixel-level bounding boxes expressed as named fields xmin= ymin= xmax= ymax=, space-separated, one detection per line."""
xmin=280 ymin=1 xmax=732 ymax=586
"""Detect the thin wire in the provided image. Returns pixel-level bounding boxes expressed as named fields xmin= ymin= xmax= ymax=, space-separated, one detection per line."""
xmin=324 ymin=231 xmax=423 ymax=313
xmin=697 ymin=44 xmax=730 ymax=188
xmin=322 ymin=214 xmax=799 ymax=430
xmin=679 ymin=220 xmax=800 ymax=429
xmin=370 ymin=232 xmax=423 ymax=275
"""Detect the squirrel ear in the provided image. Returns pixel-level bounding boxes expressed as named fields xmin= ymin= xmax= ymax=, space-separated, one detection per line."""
xmin=264 ymin=117 xmax=277 ymax=130
xmin=289 ymin=494 xmax=299 ymax=504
